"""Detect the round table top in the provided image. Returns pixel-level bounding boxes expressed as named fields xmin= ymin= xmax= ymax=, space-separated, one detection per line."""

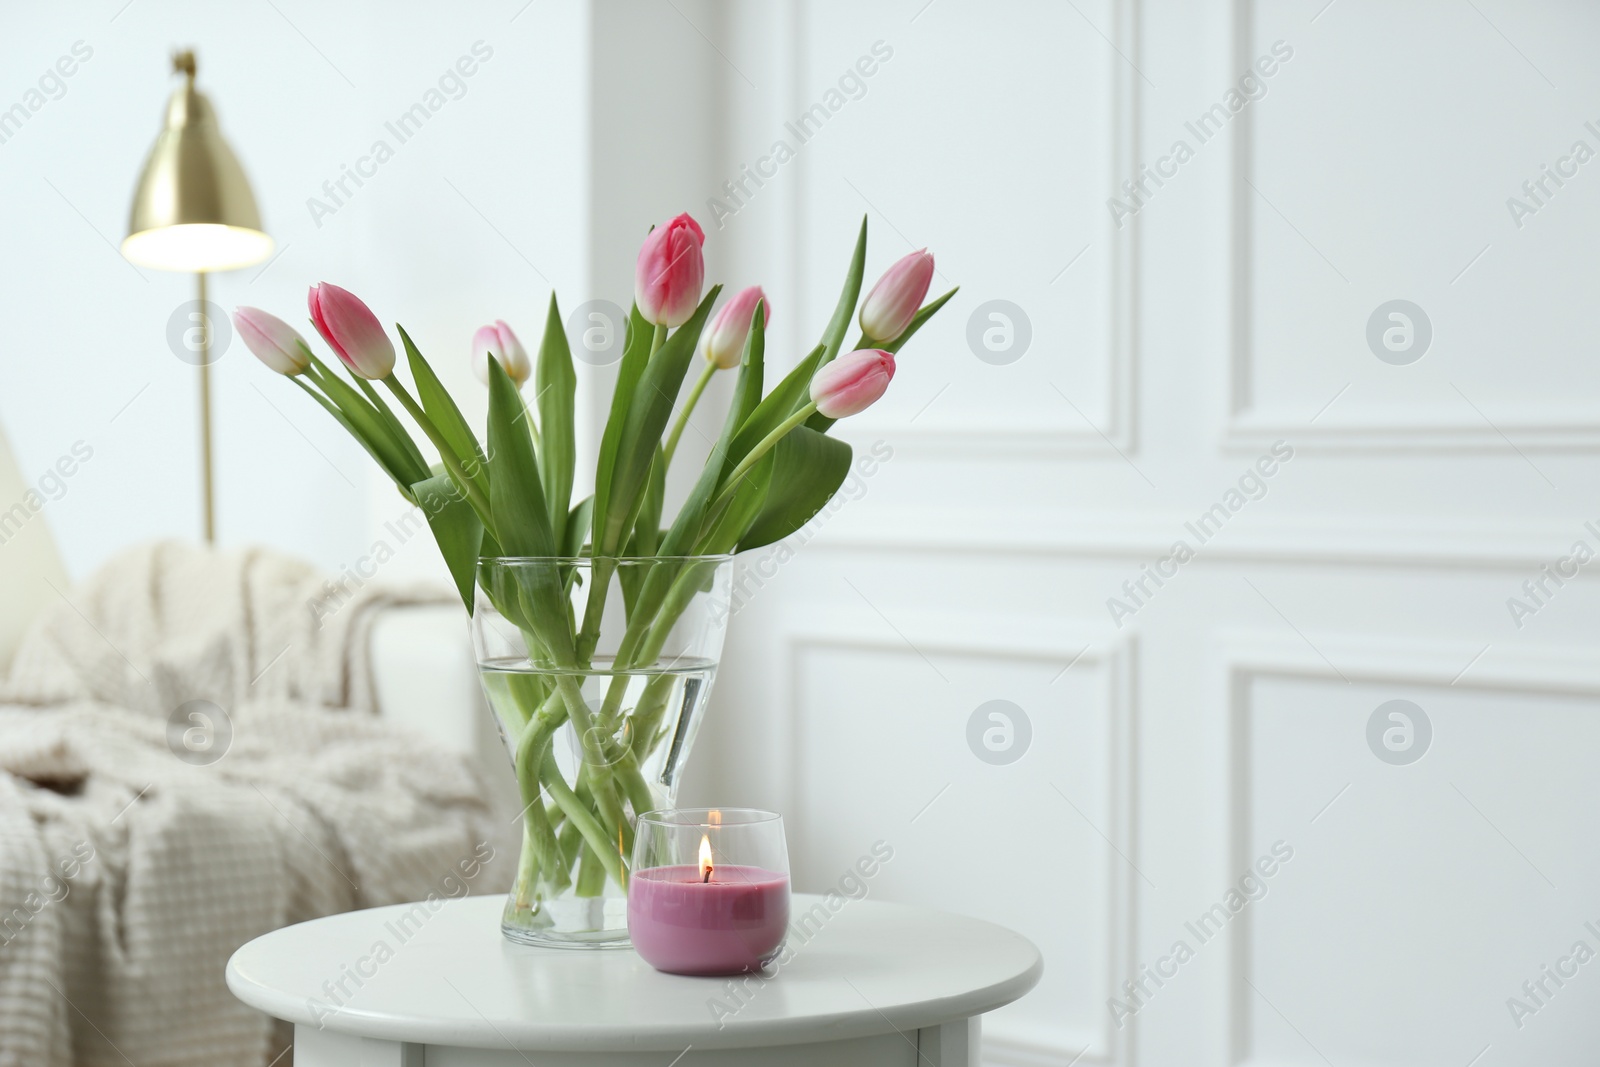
xmin=226 ymin=893 xmax=1041 ymax=1052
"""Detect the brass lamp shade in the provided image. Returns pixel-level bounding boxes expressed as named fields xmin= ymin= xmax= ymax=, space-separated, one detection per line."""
xmin=122 ymin=55 xmax=271 ymax=272
xmin=123 ymin=49 xmax=271 ymax=546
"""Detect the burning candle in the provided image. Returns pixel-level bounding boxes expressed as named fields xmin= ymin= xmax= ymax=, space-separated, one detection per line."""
xmin=628 ymin=809 xmax=790 ymax=976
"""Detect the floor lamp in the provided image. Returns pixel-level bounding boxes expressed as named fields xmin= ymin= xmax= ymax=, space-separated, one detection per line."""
xmin=121 ymin=49 xmax=272 ymax=544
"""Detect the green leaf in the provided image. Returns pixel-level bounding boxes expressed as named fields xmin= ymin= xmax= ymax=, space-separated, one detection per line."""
xmin=697 ymin=450 xmax=774 ymax=554
xmin=477 ymin=551 xmax=531 ymax=633
xmin=662 ymin=301 xmax=767 ymax=555
xmin=624 ymin=304 xmax=769 ymax=643
xmin=563 ymin=496 xmax=594 ymax=558
xmin=355 ymin=374 xmax=430 ymax=475
xmin=810 ymin=215 xmax=868 ymax=379
xmin=737 ymin=426 xmax=852 ymax=551
xmin=590 ymin=305 xmax=653 ymax=558
xmin=487 ymin=357 xmax=556 ymax=557
xmin=728 ymin=343 xmax=824 ymax=468
xmin=633 ymin=447 xmax=665 ymax=557
xmin=535 ymin=294 xmax=577 ymax=549
xmin=726 ymin=302 xmax=767 ymax=431
xmin=599 ymin=287 xmax=721 ymax=556
xmin=620 ymin=448 xmax=667 ymax=618
xmin=411 ymin=471 xmax=484 ymax=611
xmin=303 ymin=360 xmax=428 ymax=486
xmin=290 ymin=376 xmax=417 ymax=495
xmin=400 ymin=324 xmax=489 ymax=485
xmin=487 ymin=357 xmax=574 ymax=663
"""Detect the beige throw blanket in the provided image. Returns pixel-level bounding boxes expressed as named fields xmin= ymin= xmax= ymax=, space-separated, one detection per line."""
xmin=0 ymin=542 xmax=509 ymax=1067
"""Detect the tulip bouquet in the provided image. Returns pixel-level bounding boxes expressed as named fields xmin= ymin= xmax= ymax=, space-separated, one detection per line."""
xmin=235 ymin=214 xmax=950 ymax=943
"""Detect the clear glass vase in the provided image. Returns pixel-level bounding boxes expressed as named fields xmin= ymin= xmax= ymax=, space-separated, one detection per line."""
xmin=471 ymin=556 xmax=733 ymax=947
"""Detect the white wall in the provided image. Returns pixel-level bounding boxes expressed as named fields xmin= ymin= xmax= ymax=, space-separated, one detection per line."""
xmin=0 ymin=0 xmax=594 ymax=584
xmin=699 ymin=1 xmax=1600 ymax=1066
xmin=6 ymin=2 xmax=1600 ymax=1066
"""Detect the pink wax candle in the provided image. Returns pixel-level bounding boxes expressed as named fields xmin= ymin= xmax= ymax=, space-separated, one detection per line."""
xmin=627 ymin=864 xmax=790 ymax=976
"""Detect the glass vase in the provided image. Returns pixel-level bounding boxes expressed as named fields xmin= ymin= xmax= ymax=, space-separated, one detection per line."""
xmin=471 ymin=556 xmax=732 ymax=947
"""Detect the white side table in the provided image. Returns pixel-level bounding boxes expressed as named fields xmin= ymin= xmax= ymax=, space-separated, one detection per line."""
xmin=226 ymin=894 xmax=1041 ymax=1066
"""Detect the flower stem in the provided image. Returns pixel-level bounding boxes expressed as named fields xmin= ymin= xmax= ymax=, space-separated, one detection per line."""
xmin=708 ymin=401 xmax=818 ymax=514
xmin=613 ymin=750 xmax=659 ymax=818
xmin=541 ymin=749 xmax=627 ymax=888
xmin=514 ymin=758 xmax=566 ymax=904
xmin=519 ymin=389 xmax=542 ymax=451
xmin=575 ymin=838 xmax=607 ymax=896
xmin=550 ymin=673 xmax=629 ymax=839
xmin=662 ymin=360 xmax=717 ymax=469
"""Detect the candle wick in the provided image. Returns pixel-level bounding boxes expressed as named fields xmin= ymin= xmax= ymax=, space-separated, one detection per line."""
xmin=703 ymin=867 xmax=711 ymax=883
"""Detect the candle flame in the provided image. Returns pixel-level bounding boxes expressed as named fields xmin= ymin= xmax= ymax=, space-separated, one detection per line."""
xmin=699 ymin=834 xmax=713 ymax=883
xmin=708 ymin=809 xmax=721 ymax=826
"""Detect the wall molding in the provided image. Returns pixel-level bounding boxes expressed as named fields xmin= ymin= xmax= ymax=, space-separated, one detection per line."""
xmin=801 ymin=0 xmax=1141 ymax=458
xmin=1218 ymin=631 xmax=1600 ymax=1065
xmin=796 ymin=509 xmax=1596 ymax=571
xmin=773 ymin=608 xmax=1138 ymax=1066
xmin=1224 ymin=413 xmax=1600 ymax=454
xmin=1219 ymin=0 xmax=1600 ymax=453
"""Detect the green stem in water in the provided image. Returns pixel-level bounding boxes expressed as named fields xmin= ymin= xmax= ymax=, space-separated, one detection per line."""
xmin=708 ymin=400 xmax=819 ymax=514
xmin=628 ymin=674 xmax=678 ymax=759
xmin=616 ymin=746 xmax=662 ymax=815
xmin=512 ymin=727 xmax=566 ymax=905
xmin=662 ymin=360 xmax=717 ymax=469
xmin=551 ymin=673 xmax=630 ymax=839
xmin=575 ymin=838 xmax=607 ymax=896
xmin=556 ymin=817 xmax=582 ymax=873
xmin=514 ymin=822 xmax=539 ymax=907
xmin=574 ymin=559 xmax=615 ymax=665
xmin=541 ymin=749 xmax=627 ymax=888
xmin=380 ymin=375 xmax=495 ymax=530
xmin=590 ymin=557 xmax=703 ymax=733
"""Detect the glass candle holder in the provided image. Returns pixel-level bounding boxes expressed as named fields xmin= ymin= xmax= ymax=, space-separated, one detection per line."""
xmin=628 ymin=808 xmax=790 ymax=976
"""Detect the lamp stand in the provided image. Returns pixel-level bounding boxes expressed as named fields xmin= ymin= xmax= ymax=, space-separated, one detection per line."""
xmin=197 ymin=270 xmax=215 ymax=544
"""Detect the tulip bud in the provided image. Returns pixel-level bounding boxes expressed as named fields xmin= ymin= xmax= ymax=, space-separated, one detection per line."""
xmin=810 ymin=348 xmax=895 ymax=419
xmin=308 ymin=282 xmax=395 ymax=379
xmin=233 ymin=307 xmax=309 ymax=375
xmin=471 ymin=320 xmax=530 ymax=386
xmin=858 ymin=249 xmax=934 ymax=343
xmin=700 ymin=286 xmax=768 ymax=370
xmin=634 ymin=213 xmax=706 ymax=327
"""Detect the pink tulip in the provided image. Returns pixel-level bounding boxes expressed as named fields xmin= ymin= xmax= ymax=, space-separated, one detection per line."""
xmin=233 ymin=307 xmax=308 ymax=375
xmin=810 ymin=348 xmax=895 ymax=418
xmin=858 ymin=249 xmax=934 ymax=343
xmin=700 ymin=286 xmax=769 ymax=369
xmin=308 ymin=282 xmax=395 ymax=379
xmin=471 ymin=320 xmax=530 ymax=386
xmin=634 ymin=213 xmax=706 ymax=327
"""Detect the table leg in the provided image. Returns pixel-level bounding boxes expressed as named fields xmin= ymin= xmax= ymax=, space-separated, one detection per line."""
xmin=361 ymin=1039 xmax=426 ymax=1067
xmin=916 ymin=1016 xmax=979 ymax=1066
xmin=292 ymin=1025 xmax=425 ymax=1066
